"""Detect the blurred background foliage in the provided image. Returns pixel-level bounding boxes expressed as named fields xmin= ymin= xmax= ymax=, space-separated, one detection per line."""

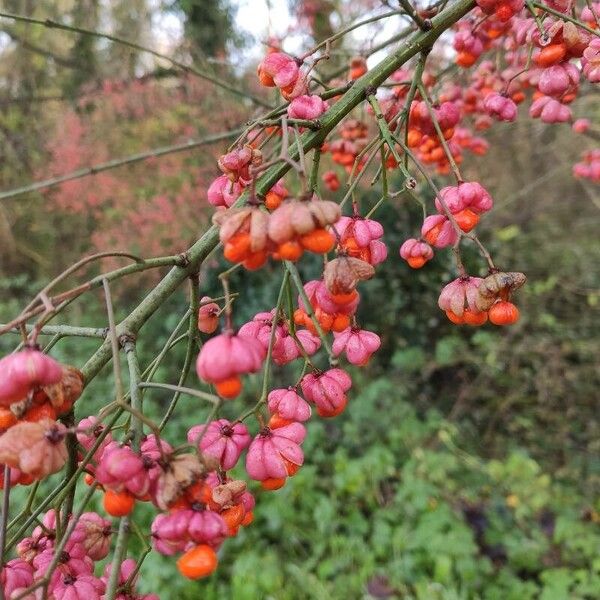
xmin=0 ymin=0 xmax=599 ymax=598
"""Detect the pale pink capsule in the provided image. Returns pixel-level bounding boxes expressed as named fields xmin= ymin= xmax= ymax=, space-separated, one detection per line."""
xmin=206 ymin=175 xmax=242 ymax=208
xmin=298 ymin=280 xmax=320 ymax=309
xmin=288 ymin=94 xmax=328 ymax=120
xmin=421 ymin=215 xmax=458 ymax=248
xmin=257 ymin=52 xmax=299 ymax=89
xmin=188 ymin=419 xmax=251 ymax=471
xmin=581 ymin=3 xmax=600 ymax=23
xmin=151 ymin=513 xmax=188 ymax=556
xmin=101 ymin=558 xmax=137 ymax=589
xmin=368 ymin=240 xmax=388 ymax=266
xmin=187 ymin=510 xmax=228 ymax=546
xmin=31 ymin=510 xmax=86 ymax=551
xmin=76 ymin=416 xmax=113 ymax=461
xmin=399 ymin=238 xmax=434 ymax=268
xmin=218 ymin=147 xmax=252 ymax=174
xmin=49 ymin=572 xmax=105 ymax=600
xmin=0 ymin=559 xmax=34 ymax=598
xmin=78 ymin=512 xmax=112 ymax=561
xmin=334 ymin=216 xmax=384 ymax=247
xmin=438 ymin=277 xmax=484 ymax=316
xmin=435 ymin=182 xmax=493 ymax=215
xmin=0 ymin=349 xmax=63 ymax=406
xmin=573 ymin=149 xmax=600 ymax=182
xmin=17 ymin=530 xmax=52 ymax=563
xmin=436 ymin=101 xmax=461 ymax=130
xmin=196 ymin=332 xmax=265 ymax=384
xmin=140 ymin=435 xmax=173 ymax=494
xmin=572 ymin=118 xmax=590 ymax=133
xmin=198 ymin=296 xmax=220 ymax=334
xmin=301 ymin=368 xmax=352 ymax=417
xmin=313 ymin=280 xmax=360 ymax=315
xmin=245 ymin=423 xmax=306 ymax=481
xmin=238 ymin=311 xmax=283 ymax=352
xmin=410 ymin=100 xmax=460 ymax=135
xmin=272 ymin=329 xmax=321 ymax=365
xmin=453 ymin=27 xmax=484 ymax=57
xmin=529 ymin=96 xmax=572 ymax=123
xmin=0 ymin=419 xmax=67 ymax=479
xmin=151 ymin=509 xmax=227 ymax=551
xmin=240 ymin=490 xmax=256 ymax=513
xmin=332 ymin=328 xmax=381 ymax=366
xmin=95 ymin=445 xmax=150 ymax=498
xmin=268 ymin=388 xmax=311 ymax=422
xmin=582 ymin=39 xmax=600 ymax=83
xmin=33 ymin=542 xmax=92 ymax=579
xmin=538 ymin=63 xmax=579 ymax=97
xmin=269 ymin=179 xmax=288 ymax=198
xmin=483 ymin=92 xmax=517 ymax=122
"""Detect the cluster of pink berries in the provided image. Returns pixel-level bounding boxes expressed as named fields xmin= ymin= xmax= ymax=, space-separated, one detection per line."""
xmin=3 ymin=1 xmax=598 ymax=595
xmin=3 ymin=510 xmax=156 ymax=599
xmin=0 ymin=348 xmax=83 ymax=485
xmin=573 ymin=149 xmax=600 ymax=182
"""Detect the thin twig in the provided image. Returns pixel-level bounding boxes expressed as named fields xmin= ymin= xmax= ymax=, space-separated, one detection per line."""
xmin=0 ymin=12 xmax=271 ymax=107
xmin=0 ymin=129 xmax=243 ymax=201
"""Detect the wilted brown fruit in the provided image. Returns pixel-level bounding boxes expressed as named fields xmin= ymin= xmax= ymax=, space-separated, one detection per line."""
xmin=155 ymin=452 xmax=218 ymax=510
xmin=40 ymin=366 xmax=84 ymax=415
xmin=211 ymin=479 xmax=247 ymax=509
xmin=476 ymin=271 xmax=527 ymax=311
xmin=324 ymin=256 xmax=375 ymax=295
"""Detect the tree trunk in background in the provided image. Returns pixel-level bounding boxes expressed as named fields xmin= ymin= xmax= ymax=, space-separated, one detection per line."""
xmin=64 ymin=0 xmax=100 ymax=96
xmin=174 ymin=0 xmax=235 ymax=59
xmin=108 ymin=0 xmax=151 ymax=77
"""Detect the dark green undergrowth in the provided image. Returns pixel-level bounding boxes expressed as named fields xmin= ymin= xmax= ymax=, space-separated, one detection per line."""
xmin=126 ymin=378 xmax=600 ymax=599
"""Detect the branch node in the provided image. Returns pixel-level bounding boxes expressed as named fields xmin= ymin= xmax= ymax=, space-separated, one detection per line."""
xmin=176 ymin=252 xmax=190 ymax=268
xmin=364 ymin=85 xmax=378 ymax=98
xmin=118 ymin=332 xmax=136 ymax=348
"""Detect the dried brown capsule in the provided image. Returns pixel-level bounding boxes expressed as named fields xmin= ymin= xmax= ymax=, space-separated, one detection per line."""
xmin=41 ymin=365 xmax=84 ymax=415
xmin=211 ymin=480 xmax=247 ymax=509
xmin=155 ymin=452 xmax=213 ymax=510
xmin=324 ymin=256 xmax=375 ymax=295
xmin=475 ymin=271 xmax=527 ymax=311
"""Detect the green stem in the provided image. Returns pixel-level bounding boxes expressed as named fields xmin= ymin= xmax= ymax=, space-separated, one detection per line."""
xmin=309 ymin=148 xmax=322 ymax=193
xmin=1 ymin=323 xmax=107 ymax=338
xmin=124 ymin=341 xmax=144 ymax=448
xmin=260 ymin=271 xmax=290 ymax=401
xmin=139 ymin=382 xmax=219 ymax=405
xmin=105 ymin=518 xmax=130 ymax=600
xmin=285 ymin=262 xmax=333 ymax=359
xmin=367 ymin=95 xmax=403 ymax=164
